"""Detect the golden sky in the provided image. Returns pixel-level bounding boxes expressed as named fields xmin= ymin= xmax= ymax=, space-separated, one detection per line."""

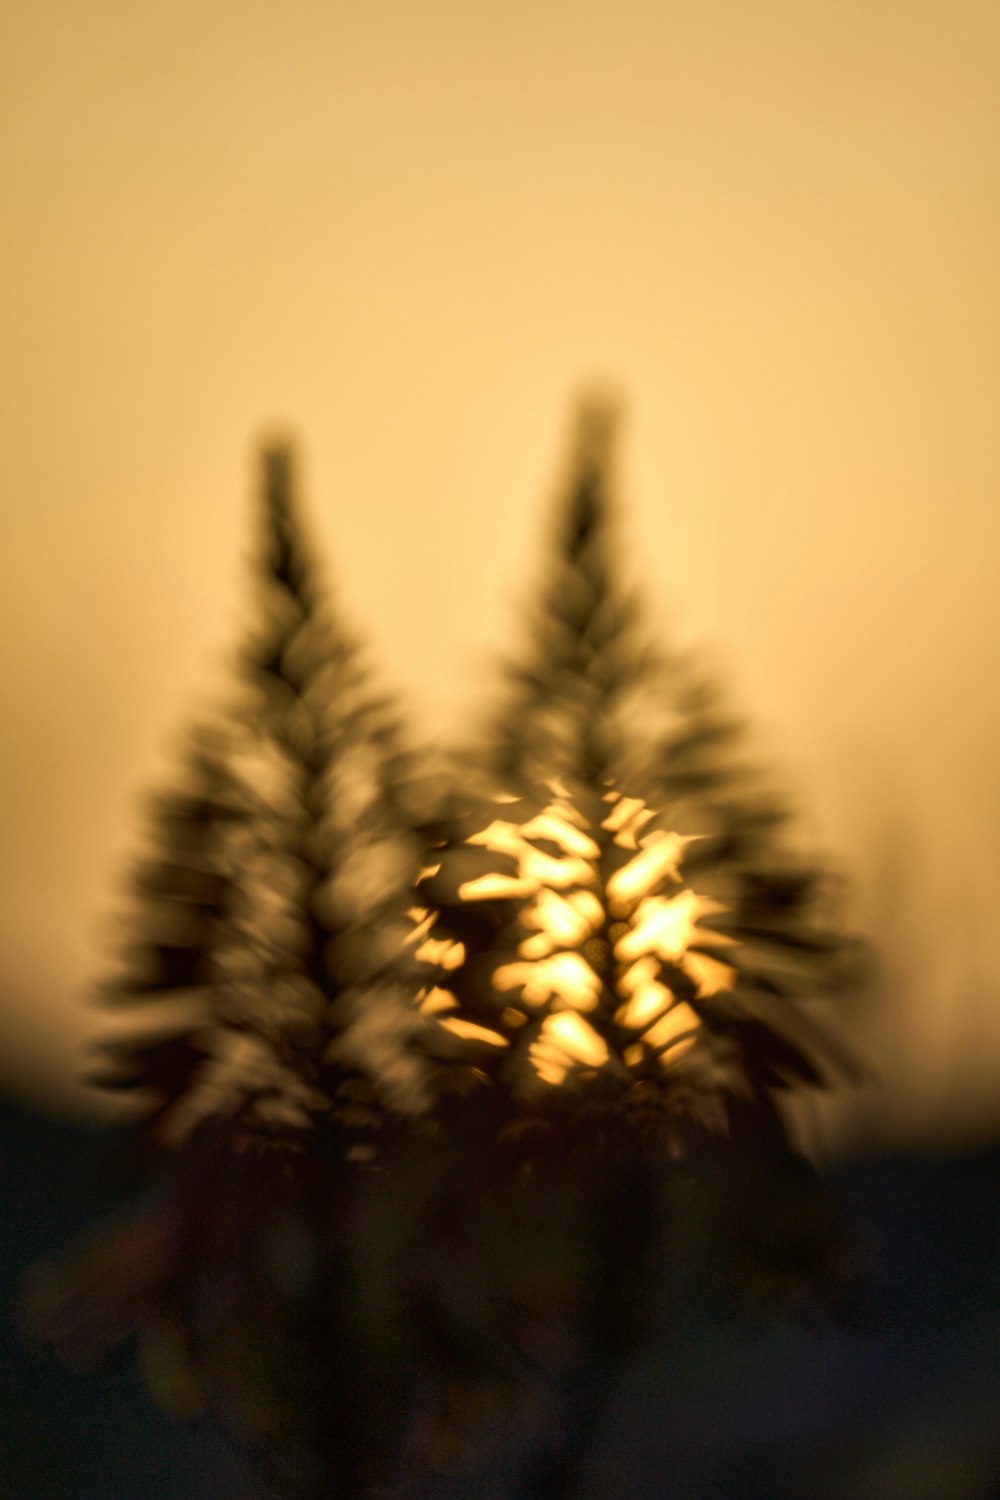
xmin=2 ymin=0 xmax=999 ymax=1145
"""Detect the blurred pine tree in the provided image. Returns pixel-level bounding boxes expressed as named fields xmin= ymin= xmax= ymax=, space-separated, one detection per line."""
xmin=29 ymin=442 xmax=436 ymax=1498
xmin=385 ymin=401 xmax=861 ymax=1494
xmin=414 ymin=399 xmax=857 ymax=1124
xmin=95 ymin=442 xmax=429 ymax=1148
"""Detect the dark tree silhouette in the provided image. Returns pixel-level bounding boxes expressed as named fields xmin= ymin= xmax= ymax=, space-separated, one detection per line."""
xmin=27 ymin=442 xmax=436 ymax=1498
xmin=400 ymin=401 xmax=861 ymax=1495
xmin=96 ymin=442 xmax=429 ymax=1146
xmin=414 ymin=400 xmax=857 ymax=1117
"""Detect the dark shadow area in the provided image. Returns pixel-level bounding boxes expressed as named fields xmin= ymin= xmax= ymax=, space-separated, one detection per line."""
xmin=1 ymin=1094 xmax=267 ymax=1500
xmin=6 ymin=1089 xmax=999 ymax=1498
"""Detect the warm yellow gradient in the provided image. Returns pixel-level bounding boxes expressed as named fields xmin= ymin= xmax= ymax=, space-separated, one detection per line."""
xmin=1 ymin=1 xmax=999 ymax=1146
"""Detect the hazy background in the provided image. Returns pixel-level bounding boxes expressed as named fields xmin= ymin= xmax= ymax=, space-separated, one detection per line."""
xmin=2 ymin=0 xmax=998 ymax=1149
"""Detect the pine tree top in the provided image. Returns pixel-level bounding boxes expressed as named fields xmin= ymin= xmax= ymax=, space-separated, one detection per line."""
xmin=414 ymin=401 xmax=861 ymax=1132
xmin=93 ymin=441 xmax=431 ymax=1151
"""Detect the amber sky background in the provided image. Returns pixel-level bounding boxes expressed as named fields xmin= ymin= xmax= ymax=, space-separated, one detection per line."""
xmin=2 ymin=0 xmax=998 ymax=1148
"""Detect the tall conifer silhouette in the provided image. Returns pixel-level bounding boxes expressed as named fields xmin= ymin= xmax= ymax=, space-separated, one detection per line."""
xmin=97 ymin=442 xmax=428 ymax=1145
xmin=422 ymin=399 xmax=855 ymax=1117
xmin=400 ymin=400 xmax=858 ymax=1496
xmin=30 ymin=443 xmax=435 ymax=1499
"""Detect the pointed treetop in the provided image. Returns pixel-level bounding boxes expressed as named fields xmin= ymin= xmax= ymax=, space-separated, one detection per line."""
xmin=256 ymin=436 xmax=317 ymax=610
xmin=261 ymin=436 xmax=293 ymax=494
xmin=484 ymin=393 xmax=649 ymax=792
xmin=560 ymin=390 xmax=621 ymax=548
